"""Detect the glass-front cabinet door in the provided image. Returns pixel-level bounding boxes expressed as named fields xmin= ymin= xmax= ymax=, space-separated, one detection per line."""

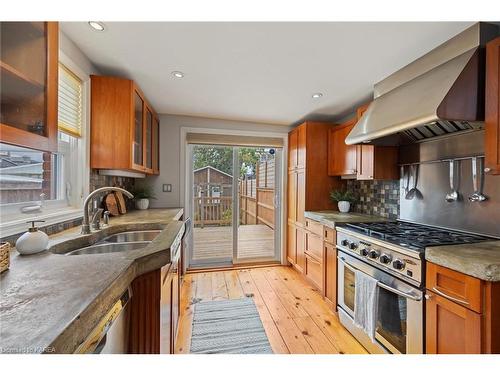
xmin=132 ymin=90 xmax=144 ymax=169
xmin=0 ymin=22 xmax=58 ymax=152
xmin=152 ymin=116 xmax=160 ymax=174
xmin=144 ymin=106 xmax=153 ymax=172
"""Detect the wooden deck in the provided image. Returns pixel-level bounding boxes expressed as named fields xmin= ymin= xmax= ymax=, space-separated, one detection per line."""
xmin=175 ymin=266 xmax=367 ymax=354
xmin=192 ymin=224 xmax=275 ymax=262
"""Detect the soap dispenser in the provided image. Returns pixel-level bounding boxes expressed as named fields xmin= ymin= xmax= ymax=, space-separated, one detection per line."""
xmin=15 ymin=220 xmax=49 ymax=255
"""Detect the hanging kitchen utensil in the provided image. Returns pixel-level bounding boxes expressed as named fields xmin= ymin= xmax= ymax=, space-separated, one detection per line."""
xmin=445 ymin=160 xmax=460 ymax=202
xmin=468 ymin=157 xmax=487 ymax=202
xmin=405 ymin=165 xmax=419 ymax=200
xmin=403 ymin=165 xmax=411 ymax=197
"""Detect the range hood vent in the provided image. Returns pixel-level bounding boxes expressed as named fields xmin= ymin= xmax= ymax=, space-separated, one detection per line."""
xmin=402 ymin=120 xmax=484 ymax=142
xmin=346 ymin=23 xmax=499 ymax=145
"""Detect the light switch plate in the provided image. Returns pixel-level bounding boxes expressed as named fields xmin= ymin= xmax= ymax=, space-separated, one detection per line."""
xmin=163 ymin=184 xmax=172 ymax=192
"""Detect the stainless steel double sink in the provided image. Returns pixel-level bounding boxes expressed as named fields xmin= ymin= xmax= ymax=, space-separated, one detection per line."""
xmin=65 ymin=230 xmax=162 ymax=256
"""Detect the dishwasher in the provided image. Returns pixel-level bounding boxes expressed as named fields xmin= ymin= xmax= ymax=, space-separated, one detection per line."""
xmin=75 ymin=287 xmax=132 ymax=354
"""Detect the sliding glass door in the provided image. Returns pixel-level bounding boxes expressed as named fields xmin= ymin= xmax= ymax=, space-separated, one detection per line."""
xmin=188 ymin=144 xmax=281 ymax=269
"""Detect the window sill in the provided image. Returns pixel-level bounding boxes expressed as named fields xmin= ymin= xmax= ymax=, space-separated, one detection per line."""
xmin=0 ymin=208 xmax=83 ymax=238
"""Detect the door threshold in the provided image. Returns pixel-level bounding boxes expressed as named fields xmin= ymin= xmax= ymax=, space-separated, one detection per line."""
xmin=186 ymin=261 xmax=282 ymax=274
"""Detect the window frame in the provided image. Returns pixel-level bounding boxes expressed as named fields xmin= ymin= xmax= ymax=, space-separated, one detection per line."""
xmin=0 ymin=52 xmax=90 ymax=238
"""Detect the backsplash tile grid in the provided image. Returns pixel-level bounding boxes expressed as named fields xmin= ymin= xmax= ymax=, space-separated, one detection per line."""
xmin=346 ymin=179 xmax=400 ymax=220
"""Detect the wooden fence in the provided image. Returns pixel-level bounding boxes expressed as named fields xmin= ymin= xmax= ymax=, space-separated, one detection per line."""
xmin=193 ymin=158 xmax=275 ymax=228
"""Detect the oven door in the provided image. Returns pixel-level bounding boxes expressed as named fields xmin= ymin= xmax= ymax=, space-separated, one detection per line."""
xmin=337 ymin=250 xmax=423 ymax=354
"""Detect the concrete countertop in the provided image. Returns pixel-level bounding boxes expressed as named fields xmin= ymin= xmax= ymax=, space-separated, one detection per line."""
xmin=0 ymin=208 xmax=184 ymax=354
xmin=426 ymin=240 xmax=500 ymax=282
xmin=304 ymin=210 xmax=389 ymax=229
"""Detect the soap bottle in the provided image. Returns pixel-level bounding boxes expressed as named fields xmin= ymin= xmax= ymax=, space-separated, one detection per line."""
xmin=15 ymin=220 xmax=49 ymax=255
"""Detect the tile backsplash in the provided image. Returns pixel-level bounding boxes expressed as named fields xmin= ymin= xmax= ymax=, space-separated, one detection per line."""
xmin=346 ymin=179 xmax=400 ymax=219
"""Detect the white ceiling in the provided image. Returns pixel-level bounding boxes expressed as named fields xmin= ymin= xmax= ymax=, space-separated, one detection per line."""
xmin=61 ymin=22 xmax=474 ymax=125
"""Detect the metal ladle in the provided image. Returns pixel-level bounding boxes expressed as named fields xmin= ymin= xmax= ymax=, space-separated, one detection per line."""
xmin=445 ymin=160 xmax=460 ymax=202
xmin=468 ymin=157 xmax=487 ymax=202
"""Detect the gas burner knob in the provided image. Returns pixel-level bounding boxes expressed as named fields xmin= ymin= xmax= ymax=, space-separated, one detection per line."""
xmin=368 ymin=249 xmax=380 ymax=259
xmin=360 ymin=248 xmax=369 ymax=257
xmin=392 ymin=259 xmax=406 ymax=270
xmin=348 ymin=242 xmax=358 ymax=250
xmin=341 ymin=239 xmax=350 ymax=247
xmin=379 ymin=254 xmax=392 ymax=264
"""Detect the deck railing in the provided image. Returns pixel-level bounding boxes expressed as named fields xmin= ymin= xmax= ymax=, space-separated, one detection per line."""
xmin=193 ymin=196 xmax=233 ymax=227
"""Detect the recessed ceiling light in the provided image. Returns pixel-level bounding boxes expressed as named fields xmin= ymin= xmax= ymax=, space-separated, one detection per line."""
xmin=172 ymin=71 xmax=185 ymax=78
xmin=311 ymin=93 xmax=323 ymax=99
xmin=88 ymin=21 xmax=105 ymax=31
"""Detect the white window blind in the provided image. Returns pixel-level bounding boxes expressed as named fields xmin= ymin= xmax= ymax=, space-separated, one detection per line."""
xmin=58 ymin=64 xmax=83 ymax=137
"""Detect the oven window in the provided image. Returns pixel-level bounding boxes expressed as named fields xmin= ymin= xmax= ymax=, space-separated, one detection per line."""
xmin=344 ymin=266 xmax=355 ymax=312
xmin=376 ymin=288 xmax=407 ymax=353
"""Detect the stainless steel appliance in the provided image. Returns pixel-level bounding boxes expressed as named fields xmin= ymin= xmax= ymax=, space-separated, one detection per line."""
xmin=336 ymin=221 xmax=492 ymax=354
xmin=346 ymin=22 xmax=499 ymax=146
xmin=75 ymin=287 xmax=131 ymax=354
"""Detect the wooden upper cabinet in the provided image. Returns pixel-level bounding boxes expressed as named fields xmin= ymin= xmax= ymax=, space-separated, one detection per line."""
xmin=328 ymin=103 xmax=398 ymax=180
xmin=0 ymin=22 xmax=58 ymax=152
xmin=328 ymin=120 xmax=357 ymax=176
xmin=485 ymin=36 xmax=500 ymax=175
xmin=152 ymin=116 xmax=160 ymax=175
xmin=90 ymin=75 xmax=159 ymax=174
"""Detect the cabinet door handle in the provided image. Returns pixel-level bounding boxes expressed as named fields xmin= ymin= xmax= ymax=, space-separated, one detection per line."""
xmin=431 ymin=287 xmax=469 ymax=305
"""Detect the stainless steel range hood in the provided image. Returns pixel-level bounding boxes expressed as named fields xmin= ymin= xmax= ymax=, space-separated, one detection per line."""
xmin=346 ymin=23 xmax=499 ymax=145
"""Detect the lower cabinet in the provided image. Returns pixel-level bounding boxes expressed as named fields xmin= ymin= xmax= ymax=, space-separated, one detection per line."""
xmin=324 ymin=242 xmax=337 ymax=310
xmin=304 ymin=254 xmax=323 ymax=292
xmin=425 ymin=262 xmax=500 ymax=354
xmin=425 ymin=290 xmax=481 ymax=354
xmin=289 ymin=218 xmax=337 ymax=311
xmin=129 ymin=243 xmax=181 ymax=354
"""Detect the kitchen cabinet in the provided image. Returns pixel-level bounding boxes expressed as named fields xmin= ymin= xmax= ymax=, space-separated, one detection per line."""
xmin=328 ymin=119 xmax=358 ymax=176
xmin=128 ymin=242 xmax=181 ymax=354
xmin=324 ymin=229 xmax=337 ymax=311
xmin=425 ymin=262 xmax=500 ymax=354
xmin=485 ymin=36 xmax=500 ymax=175
xmin=0 ymin=22 xmax=59 ymax=152
xmin=327 ymin=104 xmax=398 ymax=180
xmin=287 ymin=121 xmax=343 ymax=272
xmin=90 ymin=75 xmax=160 ymax=174
xmin=299 ymin=217 xmax=338 ymax=309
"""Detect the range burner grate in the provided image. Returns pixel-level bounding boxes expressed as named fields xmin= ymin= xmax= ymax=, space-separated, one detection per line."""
xmin=343 ymin=221 xmax=492 ymax=251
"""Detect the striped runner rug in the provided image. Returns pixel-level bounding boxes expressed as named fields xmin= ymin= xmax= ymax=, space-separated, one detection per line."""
xmin=190 ymin=298 xmax=273 ymax=354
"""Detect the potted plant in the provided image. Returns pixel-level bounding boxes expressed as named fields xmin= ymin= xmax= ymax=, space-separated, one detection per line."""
xmin=330 ymin=189 xmax=356 ymax=213
xmin=131 ymin=182 xmax=156 ymax=210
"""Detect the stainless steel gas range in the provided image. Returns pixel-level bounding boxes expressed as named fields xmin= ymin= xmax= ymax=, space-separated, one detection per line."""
xmin=336 ymin=221 xmax=492 ymax=354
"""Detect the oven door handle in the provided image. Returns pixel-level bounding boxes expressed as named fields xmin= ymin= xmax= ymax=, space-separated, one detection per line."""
xmin=338 ymin=256 xmax=422 ymax=302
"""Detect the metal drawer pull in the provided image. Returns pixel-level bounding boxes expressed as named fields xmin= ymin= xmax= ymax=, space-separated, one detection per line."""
xmin=431 ymin=287 xmax=469 ymax=305
xmin=337 ymin=256 xmax=421 ymax=302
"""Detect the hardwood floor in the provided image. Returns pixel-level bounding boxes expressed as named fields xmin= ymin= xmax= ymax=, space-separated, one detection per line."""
xmin=175 ymin=265 xmax=367 ymax=354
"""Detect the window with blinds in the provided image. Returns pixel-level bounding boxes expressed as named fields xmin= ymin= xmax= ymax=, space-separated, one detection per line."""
xmin=58 ymin=64 xmax=83 ymax=137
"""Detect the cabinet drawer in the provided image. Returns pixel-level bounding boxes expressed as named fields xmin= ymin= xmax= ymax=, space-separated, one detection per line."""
xmin=305 ymin=255 xmax=324 ymax=293
xmin=426 ymin=262 xmax=482 ymax=313
xmin=324 ymin=227 xmax=336 ymax=245
xmin=305 ymin=219 xmax=323 ymax=236
xmin=305 ymin=231 xmax=323 ymax=261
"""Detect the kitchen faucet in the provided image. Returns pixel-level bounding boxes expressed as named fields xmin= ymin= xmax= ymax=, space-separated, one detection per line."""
xmin=81 ymin=187 xmax=134 ymax=234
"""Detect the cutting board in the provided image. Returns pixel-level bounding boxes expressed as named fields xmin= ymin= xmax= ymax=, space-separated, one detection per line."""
xmin=104 ymin=193 xmax=120 ymax=216
xmin=115 ymin=191 xmax=127 ymax=214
